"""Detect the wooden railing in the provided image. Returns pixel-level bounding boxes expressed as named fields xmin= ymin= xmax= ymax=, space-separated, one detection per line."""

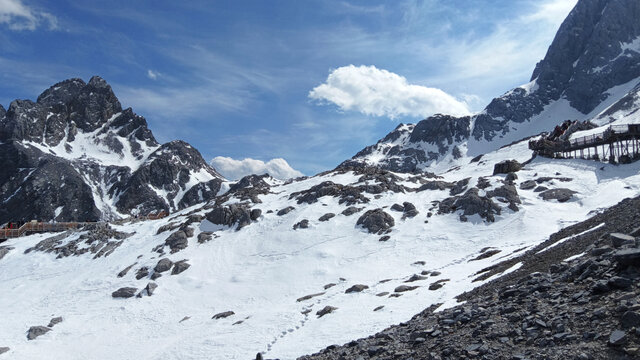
xmin=0 ymin=222 xmax=83 ymax=240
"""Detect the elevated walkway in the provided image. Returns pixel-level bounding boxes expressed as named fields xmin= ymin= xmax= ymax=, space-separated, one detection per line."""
xmin=0 ymin=222 xmax=84 ymax=241
xmin=529 ymin=124 xmax=640 ymax=162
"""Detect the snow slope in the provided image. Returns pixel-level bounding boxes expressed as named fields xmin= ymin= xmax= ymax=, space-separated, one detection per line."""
xmin=2 ymin=140 xmax=640 ymax=359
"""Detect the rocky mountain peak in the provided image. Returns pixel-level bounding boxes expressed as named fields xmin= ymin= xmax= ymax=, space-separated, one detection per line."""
xmin=36 ymin=78 xmax=86 ymax=106
xmin=0 ymin=76 xmax=224 ymax=223
xmin=531 ymin=0 xmax=640 ymax=114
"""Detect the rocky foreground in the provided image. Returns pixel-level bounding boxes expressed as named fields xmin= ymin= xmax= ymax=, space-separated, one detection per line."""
xmin=298 ymin=195 xmax=640 ymax=360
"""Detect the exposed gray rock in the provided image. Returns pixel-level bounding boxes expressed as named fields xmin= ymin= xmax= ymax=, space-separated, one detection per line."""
xmin=154 ymin=258 xmax=173 ymax=273
xmin=164 ymin=230 xmax=188 ymax=253
xmin=341 ymin=207 xmax=363 ymax=216
xmin=0 ymin=246 xmax=12 ymax=261
xmin=117 ymin=263 xmax=135 ymax=278
xmin=144 ymin=282 xmax=158 ymax=296
xmin=171 ymin=260 xmax=191 ymax=275
xmin=539 ymin=188 xmax=577 ymax=202
xmin=197 ymin=232 xmax=213 ymax=243
xmin=212 ymin=311 xmax=235 ymax=319
xmin=519 ymin=180 xmax=537 ymax=190
xmin=608 ymin=330 xmax=628 ymax=347
xmin=394 ymin=285 xmax=418 ymax=293
xmin=610 ymin=233 xmax=635 ymax=248
xmin=48 ymin=317 xmax=63 ymax=327
xmin=250 ymin=209 xmax=262 ymax=221
xmin=297 ymin=292 xmax=325 ymax=302
xmin=27 ymin=326 xmax=51 ymax=340
xmin=345 ymin=284 xmax=369 ymax=293
xmin=401 ymin=202 xmax=419 ymax=219
xmin=112 ymin=287 xmax=137 ymax=298
xmin=205 ymin=204 xmax=253 ymax=230
xmin=487 ymin=184 xmax=521 ymax=211
xmin=356 ymin=209 xmax=395 ymax=234
xmin=316 ymin=306 xmax=337 ymax=318
xmin=277 ymin=206 xmax=296 ymax=216
xmin=0 ymin=347 xmax=8 ymax=355
xmin=493 ymin=160 xmax=522 ymax=175
xmin=293 ymin=220 xmax=310 ymax=230
xmin=318 ymin=213 xmax=335 ymax=222
xmin=438 ymin=188 xmax=502 ymax=222
xmin=135 ymin=267 xmax=149 ymax=280
xmin=290 ymin=181 xmax=370 ymax=206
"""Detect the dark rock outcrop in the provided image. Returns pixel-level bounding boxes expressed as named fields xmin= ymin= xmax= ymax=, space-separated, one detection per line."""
xmin=26 ymin=326 xmax=51 ymax=340
xmin=438 ymin=188 xmax=502 ymax=222
xmin=539 ymin=188 xmax=577 ymax=202
xmin=356 ymin=209 xmax=395 ymax=234
xmin=205 ymin=204 xmax=253 ymax=230
xmin=112 ymin=287 xmax=137 ymax=298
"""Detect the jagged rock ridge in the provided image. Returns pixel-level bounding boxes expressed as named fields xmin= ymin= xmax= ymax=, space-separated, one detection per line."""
xmin=0 ymin=76 xmax=223 ymax=223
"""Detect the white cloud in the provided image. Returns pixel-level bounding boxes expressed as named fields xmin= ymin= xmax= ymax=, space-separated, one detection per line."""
xmin=0 ymin=0 xmax=57 ymax=30
xmin=210 ymin=156 xmax=304 ymax=181
xmin=147 ymin=69 xmax=159 ymax=80
xmin=309 ymin=65 xmax=471 ymax=119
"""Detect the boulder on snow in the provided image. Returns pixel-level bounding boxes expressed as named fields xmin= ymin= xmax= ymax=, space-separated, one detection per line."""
xmin=356 ymin=209 xmax=395 ymax=234
xmin=212 ymin=311 xmax=235 ymax=319
xmin=250 ymin=209 xmax=262 ymax=221
xmin=438 ymin=188 xmax=501 ymax=222
xmin=27 ymin=326 xmax=51 ymax=340
xmin=342 ymin=207 xmax=363 ymax=216
xmin=493 ymin=160 xmax=522 ymax=175
xmin=206 ymin=204 xmax=253 ymax=230
xmin=164 ymin=230 xmax=189 ymax=253
xmin=539 ymin=188 xmax=577 ymax=202
xmin=293 ymin=219 xmax=310 ymax=230
xmin=135 ymin=267 xmax=149 ymax=280
xmin=0 ymin=347 xmax=9 ymax=355
xmin=117 ymin=263 xmax=135 ymax=277
xmin=154 ymin=258 xmax=173 ymax=273
xmin=277 ymin=206 xmax=296 ymax=216
xmin=47 ymin=317 xmax=63 ymax=327
xmin=316 ymin=306 xmax=337 ymax=318
xmin=144 ymin=282 xmax=158 ymax=296
xmin=318 ymin=213 xmax=335 ymax=222
xmin=112 ymin=287 xmax=138 ymax=298
xmin=197 ymin=232 xmax=213 ymax=243
xmin=345 ymin=284 xmax=369 ymax=293
xmin=171 ymin=260 xmax=191 ymax=275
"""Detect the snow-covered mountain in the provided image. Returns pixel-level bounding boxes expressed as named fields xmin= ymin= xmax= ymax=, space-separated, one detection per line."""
xmin=0 ymin=76 xmax=224 ymax=224
xmin=2 ymin=0 xmax=640 ymax=359
xmin=344 ymin=0 xmax=640 ymax=172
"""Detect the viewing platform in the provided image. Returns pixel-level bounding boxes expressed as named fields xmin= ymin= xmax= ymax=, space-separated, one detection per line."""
xmin=529 ymin=124 xmax=640 ymax=163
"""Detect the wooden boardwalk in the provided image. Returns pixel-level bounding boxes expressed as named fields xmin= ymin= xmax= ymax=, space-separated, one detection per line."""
xmin=0 ymin=211 xmax=168 ymax=241
xmin=0 ymin=222 xmax=84 ymax=240
xmin=529 ymin=124 xmax=640 ymax=162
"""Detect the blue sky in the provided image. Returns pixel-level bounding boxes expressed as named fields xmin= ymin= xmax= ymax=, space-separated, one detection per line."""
xmin=0 ymin=0 xmax=577 ymax=176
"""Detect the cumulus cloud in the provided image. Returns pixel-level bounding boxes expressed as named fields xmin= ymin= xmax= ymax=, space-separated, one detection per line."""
xmin=211 ymin=156 xmax=304 ymax=181
xmin=309 ymin=65 xmax=471 ymax=119
xmin=0 ymin=0 xmax=57 ymax=30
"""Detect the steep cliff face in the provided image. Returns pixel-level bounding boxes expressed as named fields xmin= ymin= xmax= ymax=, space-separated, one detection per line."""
xmin=0 ymin=76 xmax=223 ymax=223
xmin=347 ymin=0 xmax=640 ymax=172
xmin=472 ymin=0 xmax=640 ymax=145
